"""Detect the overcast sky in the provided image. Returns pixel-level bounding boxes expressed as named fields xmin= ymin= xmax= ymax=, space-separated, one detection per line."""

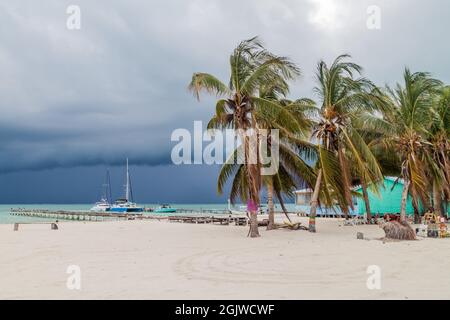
xmin=0 ymin=0 xmax=449 ymax=203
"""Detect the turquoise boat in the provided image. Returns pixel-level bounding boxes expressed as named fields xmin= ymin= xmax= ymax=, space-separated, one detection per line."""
xmin=154 ymin=204 xmax=177 ymax=213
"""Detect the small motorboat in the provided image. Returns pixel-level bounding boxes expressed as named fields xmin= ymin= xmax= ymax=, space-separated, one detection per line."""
xmin=154 ymin=204 xmax=177 ymax=213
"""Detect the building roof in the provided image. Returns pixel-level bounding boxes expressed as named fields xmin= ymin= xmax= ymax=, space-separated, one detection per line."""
xmin=353 ymin=177 xmax=404 ymax=191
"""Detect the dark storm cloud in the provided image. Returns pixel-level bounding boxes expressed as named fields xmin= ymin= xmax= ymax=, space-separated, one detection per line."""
xmin=0 ymin=0 xmax=449 ymax=174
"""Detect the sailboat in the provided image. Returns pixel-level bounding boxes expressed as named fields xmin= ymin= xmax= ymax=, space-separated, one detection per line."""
xmin=90 ymin=170 xmax=112 ymax=212
xmin=110 ymin=159 xmax=144 ymax=213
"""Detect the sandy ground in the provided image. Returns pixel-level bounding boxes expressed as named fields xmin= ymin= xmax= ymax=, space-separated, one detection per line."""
xmin=0 ymin=218 xmax=449 ymax=300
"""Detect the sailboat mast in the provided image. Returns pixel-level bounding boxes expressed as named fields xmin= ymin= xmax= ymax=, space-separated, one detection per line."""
xmin=125 ymin=158 xmax=130 ymax=201
xmin=107 ymin=169 xmax=112 ymax=204
xmin=102 ymin=171 xmax=108 ymax=200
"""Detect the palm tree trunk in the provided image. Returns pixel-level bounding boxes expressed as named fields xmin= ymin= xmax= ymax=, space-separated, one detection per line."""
xmin=412 ymin=199 xmax=421 ymax=224
xmin=342 ymin=206 xmax=349 ymax=220
xmin=278 ymin=197 xmax=292 ymax=223
xmin=338 ymin=147 xmax=351 ymax=220
xmin=361 ymin=178 xmax=372 ymax=223
xmin=242 ymin=129 xmax=261 ymax=238
xmin=433 ymin=181 xmax=443 ymax=217
xmin=247 ymin=164 xmax=261 ymax=238
xmin=266 ymin=179 xmax=275 ymax=230
xmin=400 ymin=179 xmax=411 ymax=222
xmin=248 ymin=211 xmax=259 ymax=237
xmin=309 ymin=169 xmax=322 ymax=233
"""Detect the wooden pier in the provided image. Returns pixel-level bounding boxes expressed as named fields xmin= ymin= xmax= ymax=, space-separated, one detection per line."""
xmin=9 ymin=208 xmax=248 ymax=226
xmin=167 ymin=215 xmax=247 ymax=226
xmin=9 ymin=208 xmax=141 ymax=221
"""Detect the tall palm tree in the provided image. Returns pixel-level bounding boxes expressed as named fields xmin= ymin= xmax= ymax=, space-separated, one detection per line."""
xmin=308 ymin=55 xmax=384 ymax=232
xmin=188 ymin=37 xmax=301 ymax=237
xmin=216 ymin=84 xmax=318 ymax=231
xmin=364 ymin=69 xmax=442 ymax=222
xmin=217 ymin=108 xmax=318 ymax=230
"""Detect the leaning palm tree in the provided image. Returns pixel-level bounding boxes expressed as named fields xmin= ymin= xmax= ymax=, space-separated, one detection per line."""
xmin=353 ymin=101 xmax=406 ymax=222
xmin=308 ymin=55 xmax=384 ymax=232
xmin=428 ymin=86 xmax=450 ymax=216
xmin=257 ymin=84 xmax=317 ymax=230
xmin=364 ymin=69 xmax=442 ymax=222
xmin=188 ymin=37 xmax=301 ymax=237
xmin=357 ymin=125 xmax=402 ymax=221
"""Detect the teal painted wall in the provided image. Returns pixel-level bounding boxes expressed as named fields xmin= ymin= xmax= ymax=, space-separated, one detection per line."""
xmin=356 ymin=178 xmax=415 ymax=216
xmin=356 ymin=178 xmax=450 ymax=216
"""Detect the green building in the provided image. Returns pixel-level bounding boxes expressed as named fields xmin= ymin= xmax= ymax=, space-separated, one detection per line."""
xmin=355 ymin=177 xmax=450 ymax=217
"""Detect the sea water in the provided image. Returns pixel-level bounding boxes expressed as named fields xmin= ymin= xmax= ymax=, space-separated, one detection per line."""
xmin=0 ymin=204 xmax=226 ymax=224
xmin=0 ymin=203 xmax=359 ymax=224
xmin=0 ymin=203 xmax=298 ymax=224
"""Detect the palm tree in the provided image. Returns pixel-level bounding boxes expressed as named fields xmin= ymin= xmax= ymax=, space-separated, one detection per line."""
xmin=428 ymin=86 xmax=450 ymax=217
xmin=308 ymin=55 xmax=384 ymax=232
xmin=216 ymin=90 xmax=318 ymax=231
xmin=219 ymin=122 xmax=317 ymax=231
xmin=188 ymin=37 xmax=301 ymax=237
xmin=257 ymin=86 xmax=317 ymax=230
xmin=357 ymin=128 xmax=401 ymax=222
xmin=364 ymin=69 xmax=442 ymax=222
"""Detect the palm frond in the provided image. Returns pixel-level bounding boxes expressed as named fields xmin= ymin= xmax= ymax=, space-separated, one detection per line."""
xmin=188 ymin=73 xmax=230 ymax=100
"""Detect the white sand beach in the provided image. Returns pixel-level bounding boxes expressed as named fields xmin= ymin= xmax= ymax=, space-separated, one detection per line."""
xmin=1 ymin=218 xmax=449 ymax=300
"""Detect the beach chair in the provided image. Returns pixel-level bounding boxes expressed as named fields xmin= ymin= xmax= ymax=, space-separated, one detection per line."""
xmin=13 ymin=222 xmax=58 ymax=231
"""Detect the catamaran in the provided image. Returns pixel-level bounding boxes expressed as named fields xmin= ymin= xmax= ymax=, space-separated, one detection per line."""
xmin=110 ymin=159 xmax=144 ymax=213
xmin=91 ymin=198 xmax=111 ymax=212
xmin=90 ymin=170 xmax=112 ymax=212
